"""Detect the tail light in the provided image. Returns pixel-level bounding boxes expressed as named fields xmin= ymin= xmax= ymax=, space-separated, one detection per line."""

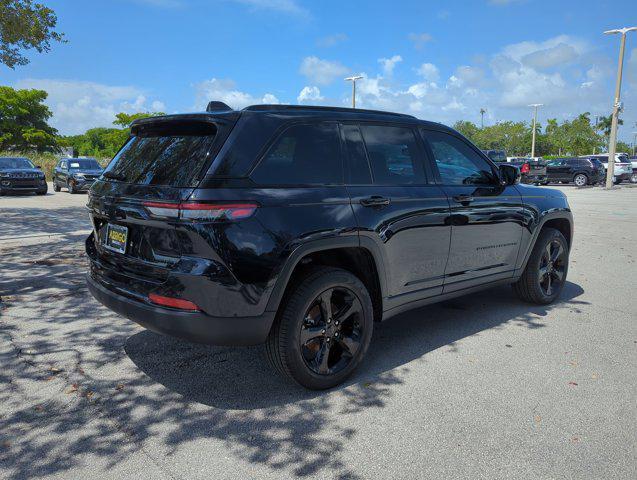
xmin=520 ymin=163 xmax=530 ymax=174
xmin=143 ymin=201 xmax=258 ymax=221
xmin=148 ymin=293 xmax=201 ymax=311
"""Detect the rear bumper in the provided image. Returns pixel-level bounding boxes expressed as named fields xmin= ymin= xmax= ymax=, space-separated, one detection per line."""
xmin=87 ymin=273 xmax=274 ymax=346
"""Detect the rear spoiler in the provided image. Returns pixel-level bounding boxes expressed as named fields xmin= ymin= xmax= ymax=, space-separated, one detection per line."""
xmin=130 ymin=112 xmax=239 ymax=135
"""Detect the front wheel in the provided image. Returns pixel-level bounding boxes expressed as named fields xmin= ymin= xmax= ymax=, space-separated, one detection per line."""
xmin=53 ymin=182 xmax=61 ymax=192
xmin=266 ymin=267 xmax=374 ymax=390
xmin=67 ymin=180 xmax=77 ymax=194
xmin=513 ymin=228 xmax=569 ymax=305
xmin=631 ymin=172 xmax=637 ymax=184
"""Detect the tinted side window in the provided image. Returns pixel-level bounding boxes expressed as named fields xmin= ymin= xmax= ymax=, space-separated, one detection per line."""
xmin=423 ymin=130 xmax=496 ymax=185
xmin=341 ymin=124 xmax=372 ymax=184
xmin=251 ymin=123 xmax=341 ymax=185
xmin=359 ymin=125 xmax=425 ymax=185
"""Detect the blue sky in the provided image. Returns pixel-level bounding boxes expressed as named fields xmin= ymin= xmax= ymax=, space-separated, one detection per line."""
xmin=3 ymin=0 xmax=637 ymax=143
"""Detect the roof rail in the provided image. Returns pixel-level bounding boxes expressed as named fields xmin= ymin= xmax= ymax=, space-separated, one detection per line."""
xmin=206 ymin=101 xmax=233 ymax=112
xmin=243 ymin=104 xmax=416 ymax=118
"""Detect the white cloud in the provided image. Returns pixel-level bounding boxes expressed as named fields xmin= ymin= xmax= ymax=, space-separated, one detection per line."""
xmin=229 ymin=0 xmax=307 ymax=16
xmin=316 ymin=33 xmax=348 ymax=48
xmin=194 ymin=78 xmax=278 ymax=110
xmin=299 ymin=56 xmax=349 ymax=86
xmin=416 ymin=63 xmax=439 ymax=82
xmin=13 ymin=78 xmax=164 ymax=135
xmin=521 ymin=43 xmax=579 ymax=69
xmin=409 ymin=33 xmax=432 ymax=50
xmin=378 ymin=55 xmax=403 ymax=76
xmin=297 ymin=86 xmax=323 ymax=103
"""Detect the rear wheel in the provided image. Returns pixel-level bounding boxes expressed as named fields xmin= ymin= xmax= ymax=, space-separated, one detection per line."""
xmin=53 ymin=182 xmax=61 ymax=192
xmin=573 ymin=173 xmax=588 ymax=187
xmin=513 ymin=228 xmax=569 ymax=305
xmin=631 ymin=172 xmax=637 ymax=184
xmin=266 ymin=267 xmax=373 ymax=390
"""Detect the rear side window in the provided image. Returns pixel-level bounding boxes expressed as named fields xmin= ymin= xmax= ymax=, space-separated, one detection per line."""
xmin=251 ymin=123 xmax=341 ymax=185
xmin=103 ymin=121 xmax=217 ymax=187
xmin=359 ymin=125 xmax=425 ymax=184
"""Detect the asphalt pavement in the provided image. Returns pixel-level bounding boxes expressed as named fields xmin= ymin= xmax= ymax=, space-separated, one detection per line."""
xmin=0 ymin=184 xmax=635 ymax=479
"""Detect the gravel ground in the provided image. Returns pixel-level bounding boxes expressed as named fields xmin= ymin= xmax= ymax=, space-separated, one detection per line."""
xmin=0 ymin=184 xmax=635 ymax=480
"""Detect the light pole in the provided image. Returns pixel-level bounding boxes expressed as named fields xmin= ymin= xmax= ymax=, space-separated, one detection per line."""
xmin=480 ymin=108 xmax=486 ymax=128
xmin=603 ymin=26 xmax=637 ymax=189
xmin=633 ymin=132 xmax=637 ymax=156
xmin=528 ymin=103 xmax=543 ymax=158
xmin=345 ymin=75 xmax=363 ymax=108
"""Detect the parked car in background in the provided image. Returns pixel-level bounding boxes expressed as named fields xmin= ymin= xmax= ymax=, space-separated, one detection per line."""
xmin=482 ymin=149 xmax=507 ymax=163
xmin=629 ymin=155 xmax=637 ymax=183
xmin=86 ymin=103 xmax=574 ymax=389
xmin=507 ymin=157 xmax=548 ymax=185
xmin=0 ymin=157 xmax=47 ymax=196
xmin=546 ymin=157 xmax=605 ymax=186
xmin=53 ymin=157 xmax=103 ymax=193
xmin=585 ymin=154 xmax=632 ymax=185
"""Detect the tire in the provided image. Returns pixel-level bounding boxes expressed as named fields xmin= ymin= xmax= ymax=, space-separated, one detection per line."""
xmin=68 ymin=181 xmax=77 ymax=194
xmin=573 ymin=173 xmax=588 ymax=187
xmin=631 ymin=172 xmax=637 ymax=184
xmin=513 ymin=228 xmax=569 ymax=305
xmin=53 ymin=181 xmax=61 ymax=192
xmin=613 ymin=178 xmax=622 ymax=186
xmin=266 ymin=267 xmax=374 ymax=390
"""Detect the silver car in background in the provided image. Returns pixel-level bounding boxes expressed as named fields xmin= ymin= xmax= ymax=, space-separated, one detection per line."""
xmin=585 ymin=154 xmax=632 ymax=185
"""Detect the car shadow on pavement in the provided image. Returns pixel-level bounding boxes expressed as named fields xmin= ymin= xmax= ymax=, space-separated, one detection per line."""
xmin=125 ymin=280 xmax=586 ymax=412
xmin=0 ymin=227 xmax=587 ymax=480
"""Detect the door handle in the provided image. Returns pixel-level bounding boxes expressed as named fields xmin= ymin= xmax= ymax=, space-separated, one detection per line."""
xmin=452 ymin=194 xmax=474 ymax=204
xmin=360 ymin=195 xmax=390 ymax=207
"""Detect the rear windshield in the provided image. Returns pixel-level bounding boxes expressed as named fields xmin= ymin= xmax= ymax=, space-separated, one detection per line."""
xmin=69 ymin=159 xmax=101 ymax=170
xmin=0 ymin=157 xmax=35 ymax=169
xmin=102 ymin=121 xmax=217 ymax=187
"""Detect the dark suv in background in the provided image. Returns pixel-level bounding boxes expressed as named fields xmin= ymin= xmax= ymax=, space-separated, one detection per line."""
xmin=546 ymin=157 xmax=604 ymax=186
xmin=0 ymin=157 xmax=47 ymax=195
xmin=86 ymin=103 xmax=573 ymax=389
xmin=53 ymin=157 xmax=103 ymax=193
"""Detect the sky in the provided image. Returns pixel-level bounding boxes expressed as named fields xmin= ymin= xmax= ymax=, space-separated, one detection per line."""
xmin=3 ymin=0 xmax=637 ymax=143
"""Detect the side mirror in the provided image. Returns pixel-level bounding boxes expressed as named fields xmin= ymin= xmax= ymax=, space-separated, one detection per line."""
xmin=499 ymin=163 xmax=520 ymax=186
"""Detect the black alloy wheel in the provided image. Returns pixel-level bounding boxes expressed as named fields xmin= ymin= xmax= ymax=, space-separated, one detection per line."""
xmin=538 ymin=239 xmax=567 ymax=296
xmin=299 ymin=287 xmax=363 ymax=376
xmin=266 ymin=267 xmax=373 ymax=390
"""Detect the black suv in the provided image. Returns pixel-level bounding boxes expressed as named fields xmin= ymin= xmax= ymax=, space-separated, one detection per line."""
xmin=0 ymin=157 xmax=47 ymax=195
xmin=53 ymin=157 xmax=103 ymax=193
xmin=86 ymin=104 xmax=573 ymax=389
xmin=546 ymin=157 xmax=605 ymax=186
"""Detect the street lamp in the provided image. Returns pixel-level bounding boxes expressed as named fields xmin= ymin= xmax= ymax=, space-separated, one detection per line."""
xmin=603 ymin=26 xmax=637 ymax=189
xmin=480 ymin=108 xmax=487 ymax=129
xmin=632 ymin=131 xmax=637 ymax=156
xmin=528 ymin=103 xmax=543 ymax=158
xmin=345 ymin=75 xmax=364 ymax=108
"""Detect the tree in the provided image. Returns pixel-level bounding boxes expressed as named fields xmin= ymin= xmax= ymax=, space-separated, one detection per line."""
xmin=113 ymin=112 xmax=163 ymax=128
xmin=59 ymin=111 xmax=165 ymax=158
xmin=596 ymin=114 xmax=623 ymax=137
xmin=0 ymin=86 xmax=57 ymax=151
xmin=0 ymin=0 xmax=65 ymax=68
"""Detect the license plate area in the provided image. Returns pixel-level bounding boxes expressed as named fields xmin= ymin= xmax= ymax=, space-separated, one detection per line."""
xmin=104 ymin=223 xmax=128 ymax=254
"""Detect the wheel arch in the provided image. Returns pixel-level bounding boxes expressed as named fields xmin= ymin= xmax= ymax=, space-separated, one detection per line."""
xmin=518 ymin=211 xmax=573 ymax=274
xmin=265 ymin=238 xmax=386 ymax=323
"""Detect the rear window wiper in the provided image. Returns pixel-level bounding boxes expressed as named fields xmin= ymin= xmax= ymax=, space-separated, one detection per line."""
xmin=102 ymin=171 xmax=126 ymax=181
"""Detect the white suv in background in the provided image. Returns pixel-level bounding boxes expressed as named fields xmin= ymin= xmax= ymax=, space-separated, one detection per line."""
xmin=585 ymin=154 xmax=632 ymax=185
